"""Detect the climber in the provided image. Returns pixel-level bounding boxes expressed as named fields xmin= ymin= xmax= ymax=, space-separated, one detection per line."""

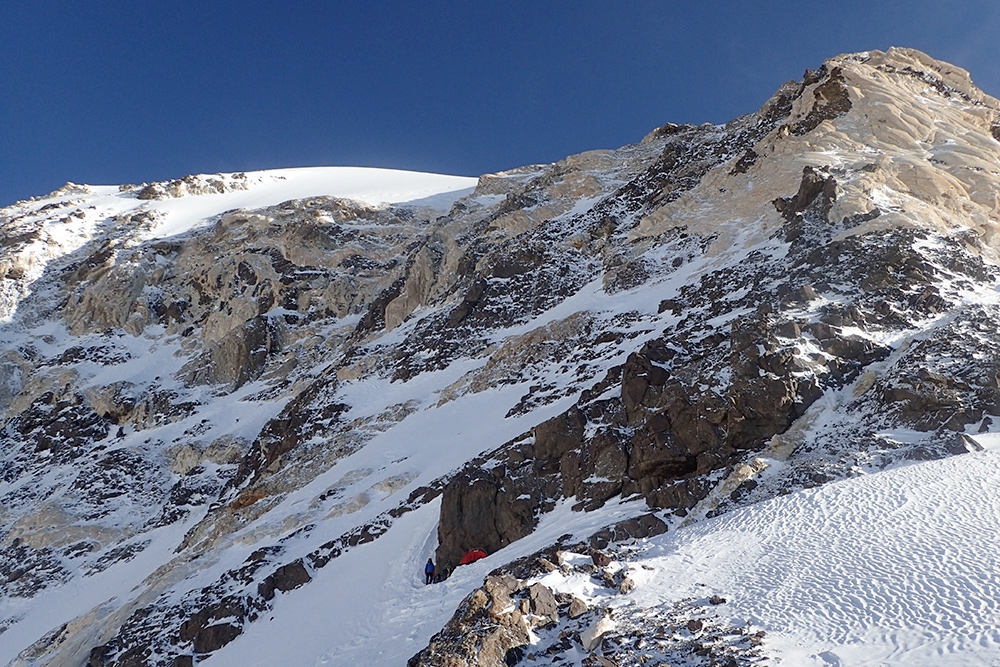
xmin=424 ymin=558 xmax=435 ymax=585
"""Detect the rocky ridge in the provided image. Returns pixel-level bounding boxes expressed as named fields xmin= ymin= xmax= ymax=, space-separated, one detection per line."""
xmin=410 ymin=544 xmax=767 ymax=667
xmin=1 ymin=47 xmax=1000 ymax=666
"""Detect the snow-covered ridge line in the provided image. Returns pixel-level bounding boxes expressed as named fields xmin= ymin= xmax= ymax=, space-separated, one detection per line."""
xmin=120 ymin=166 xmax=479 ymax=238
xmin=0 ymin=167 xmax=477 ymax=323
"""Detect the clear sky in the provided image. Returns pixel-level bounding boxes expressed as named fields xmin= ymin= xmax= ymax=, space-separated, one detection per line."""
xmin=2 ymin=1 xmax=999 ymax=207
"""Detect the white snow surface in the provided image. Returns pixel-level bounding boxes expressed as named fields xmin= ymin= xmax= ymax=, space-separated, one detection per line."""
xmin=140 ymin=167 xmax=478 ymax=238
xmin=620 ymin=446 xmax=1000 ymax=666
xmin=55 ymin=167 xmax=476 ymax=240
xmin=205 ymin=449 xmax=1000 ymax=667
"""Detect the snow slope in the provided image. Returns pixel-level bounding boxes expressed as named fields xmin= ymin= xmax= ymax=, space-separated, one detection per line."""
xmin=201 ymin=447 xmax=1000 ymax=667
xmin=131 ymin=167 xmax=478 ymax=239
xmin=621 ymin=445 xmax=1000 ymax=666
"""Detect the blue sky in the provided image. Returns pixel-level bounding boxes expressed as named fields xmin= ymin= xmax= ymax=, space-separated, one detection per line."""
xmin=2 ymin=1 xmax=999 ymax=207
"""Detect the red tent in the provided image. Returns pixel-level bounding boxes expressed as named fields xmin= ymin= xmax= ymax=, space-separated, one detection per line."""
xmin=458 ymin=548 xmax=488 ymax=565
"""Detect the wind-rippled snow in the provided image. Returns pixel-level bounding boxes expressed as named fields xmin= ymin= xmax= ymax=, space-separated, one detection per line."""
xmin=626 ymin=447 xmax=1000 ymax=666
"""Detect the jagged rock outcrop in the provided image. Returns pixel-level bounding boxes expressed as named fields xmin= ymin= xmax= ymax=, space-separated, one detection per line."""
xmin=407 ymin=573 xmax=534 ymax=667
xmin=133 ymin=172 xmax=250 ymax=200
xmin=410 ymin=543 xmax=767 ymax=667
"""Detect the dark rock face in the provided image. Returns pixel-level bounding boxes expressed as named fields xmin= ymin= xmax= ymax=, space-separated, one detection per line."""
xmin=528 ymin=583 xmax=558 ymax=624
xmin=257 ymin=559 xmax=312 ymax=600
xmin=773 ymin=166 xmax=838 ymax=224
xmin=534 ymin=409 xmax=587 ymax=461
xmin=0 ymin=542 xmax=69 ymax=598
xmin=868 ymin=307 xmax=1000 ymax=432
xmin=157 ymin=467 xmax=233 ymax=527
xmin=192 ymin=623 xmax=242 ymax=654
xmin=436 ymin=470 xmax=538 ymax=572
xmin=69 ymin=448 xmax=170 ymax=522
xmin=7 ymin=391 xmax=110 ymax=459
xmin=789 ymin=66 xmax=853 ymax=135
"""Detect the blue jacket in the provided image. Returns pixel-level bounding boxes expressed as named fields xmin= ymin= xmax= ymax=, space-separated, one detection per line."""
xmin=425 ymin=561 xmax=435 ymax=574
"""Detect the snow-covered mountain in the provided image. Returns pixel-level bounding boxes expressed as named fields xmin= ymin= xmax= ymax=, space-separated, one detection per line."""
xmin=3 ymin=47 xmax=1000 ymax=666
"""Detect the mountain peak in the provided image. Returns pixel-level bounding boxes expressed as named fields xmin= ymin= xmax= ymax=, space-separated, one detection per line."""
xmin=632 ymin=46 xmax=1000 ymax=261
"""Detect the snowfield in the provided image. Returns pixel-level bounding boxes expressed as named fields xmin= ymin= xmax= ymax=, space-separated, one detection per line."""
xmin=623 ymin=444 xmax=1000 ymax=666
xmin=201 ymin=445 xmax=1000 ymax=667
xmin=133 ymin=167 xmax=479 ymax=239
